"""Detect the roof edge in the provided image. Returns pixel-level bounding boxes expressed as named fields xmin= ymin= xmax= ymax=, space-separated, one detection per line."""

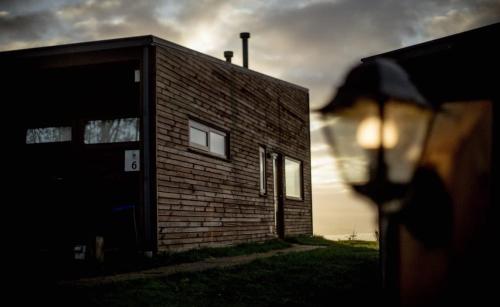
xmin=150 ymin=36 xmax=309 ymax=92
xmin=0 ymin=34 xmax=308 ymax=92
xmin=0 ymin=35 xmax=154 ymax=58
xmin=362 ymin=22 xmax=500 ymax=62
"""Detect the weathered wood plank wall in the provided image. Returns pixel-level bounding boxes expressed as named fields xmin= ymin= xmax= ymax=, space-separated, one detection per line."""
xmin=154 ymin=44 xmax=312 ymax=251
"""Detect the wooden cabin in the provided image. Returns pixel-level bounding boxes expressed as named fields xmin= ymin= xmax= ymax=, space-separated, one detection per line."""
xmin=1 ymin=35 xmax=312 ymax=258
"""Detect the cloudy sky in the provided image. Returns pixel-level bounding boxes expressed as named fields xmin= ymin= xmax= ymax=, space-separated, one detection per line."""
xmin=2 ymin=0 xmax=499 ymax=237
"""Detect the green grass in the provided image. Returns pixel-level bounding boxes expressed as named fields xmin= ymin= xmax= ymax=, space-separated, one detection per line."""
xmin=52 ymin=239 xmax=292 ymax=280
xmin=156 ymin=239 xmax=292 ymax=261
xmin=286 ymin=234 xmax=379 ymax=248
xmin=48 ymin=237 xmax=380 ymax=306
xmin=285 ymin=234 xmax=339 ymax=246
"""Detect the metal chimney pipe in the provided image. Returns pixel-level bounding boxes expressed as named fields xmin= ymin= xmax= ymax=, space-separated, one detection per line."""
xmin=224 ymin=50 xmax=234 ymax=63
xmin=240 ymin=32 xmax=250 ymax=68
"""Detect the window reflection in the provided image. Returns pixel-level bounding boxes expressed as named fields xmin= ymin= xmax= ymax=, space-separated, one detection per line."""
xmin=190 ymin=127 xmax=208 ymax=147
xmin=26 ymin=127 xmax=72 ymax=144
xmin=84 ymin=118 xmax=140 ymax=144
xmin=210 ymin=132 xmax=226 ymax=156
xmin=285 ymin=157 xmax=302 ymax=199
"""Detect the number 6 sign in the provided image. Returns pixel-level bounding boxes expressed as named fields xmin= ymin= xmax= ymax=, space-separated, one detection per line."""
xmin=125 ymin=150 xmax=140 ymax=172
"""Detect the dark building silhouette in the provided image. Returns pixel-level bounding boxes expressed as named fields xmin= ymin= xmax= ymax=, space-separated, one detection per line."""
xmin=364 ymin=22 xmax=499 ymax=305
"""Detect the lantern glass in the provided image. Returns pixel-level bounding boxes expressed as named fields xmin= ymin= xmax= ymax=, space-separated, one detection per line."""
xmin=384 ymin=100 xmax=432 ymax=183
xmin=322 ymin=98 xmax=432 ymax=186
xmin=321 ymin=98 xmax=379 ymax=185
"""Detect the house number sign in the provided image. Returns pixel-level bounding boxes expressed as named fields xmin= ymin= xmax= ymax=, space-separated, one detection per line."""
xmin=125 ymin=150 xmax=140 ymax=172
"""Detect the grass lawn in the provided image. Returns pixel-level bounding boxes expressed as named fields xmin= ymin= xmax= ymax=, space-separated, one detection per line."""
xmin=45 ymin=239 xmax=292 ymax=280
xmin=46 ymin=237 xmax=380 ymax=306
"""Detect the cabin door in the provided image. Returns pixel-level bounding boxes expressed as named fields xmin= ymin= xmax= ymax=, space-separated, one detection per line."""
xmin=272 ymin=153 xmax=285 ymax=238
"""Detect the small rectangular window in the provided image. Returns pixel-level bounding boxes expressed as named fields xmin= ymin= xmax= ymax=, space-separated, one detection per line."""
xmin=84 ymin=118 xmax=140 ymax=144
xmin=285 ymin=157 xmax=302 ymax=200
xmin=26 ymin=127 xmax=72 ymax=144
xmin=189 ymin=120 xmax=227 ymax=158
xmin=259 ymin=146 xmax=266 ymax=195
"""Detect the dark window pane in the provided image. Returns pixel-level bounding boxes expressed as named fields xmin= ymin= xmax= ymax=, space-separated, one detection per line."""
xmin=259 ymin=147 xmax=266 ymax=194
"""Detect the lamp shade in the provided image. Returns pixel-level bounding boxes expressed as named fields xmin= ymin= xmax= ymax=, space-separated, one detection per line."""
xmin=320 ymin=59 xmax=428 ymax=113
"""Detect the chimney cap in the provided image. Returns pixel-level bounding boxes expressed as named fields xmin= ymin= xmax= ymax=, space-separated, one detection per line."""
xmin=224 ymin=50 xmax=234 ymax=57
xmin=240 ymin=32 xmax=250 ymax=39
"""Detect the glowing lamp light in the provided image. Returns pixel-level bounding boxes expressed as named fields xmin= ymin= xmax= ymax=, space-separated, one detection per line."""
xmin=356 ymin=116 xmax=398 ymax=149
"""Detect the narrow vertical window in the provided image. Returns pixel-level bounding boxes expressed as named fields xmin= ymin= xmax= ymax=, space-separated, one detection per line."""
xmin=259 ymin=146 xmax=266 ymax=195
xmin=285 ymin=157 xmax=303 ymax=200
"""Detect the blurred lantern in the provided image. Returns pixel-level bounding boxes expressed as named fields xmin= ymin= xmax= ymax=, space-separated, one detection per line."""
xmin=319 ymin=58 xmax=435 ymax=302
xmin=320 ymin=59 xmax=434 ymax=205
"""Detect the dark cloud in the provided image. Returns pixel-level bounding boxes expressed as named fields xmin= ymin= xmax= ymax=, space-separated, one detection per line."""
xmin=0 ymin=10 xmax=60 ymax=43
xmin=238 ymin=0 xmax=499 ymax=109
xmin=0 ymin=0 xmax=182 ymax=48
xmin=53 ymin=0 xmax=182 ymax=42
xmin=170 ymin=0 xmax=228 ymax=25
xmin=239 ymin=0 xmax=430 ymax=109
xmin=0 ymin=0 xmax=236 ymax=50
xmin=422 ymin=0 xmax=500 ymax=38
xmin=0 ymin=0 xmax=51 ymax=13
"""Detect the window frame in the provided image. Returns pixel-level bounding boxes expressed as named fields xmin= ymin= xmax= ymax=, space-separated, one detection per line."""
xmin=259 ymin=146 xmax=267 ymax=195
xmin=284 ymin=156 xmax=303 ymax=201
xmin=188 ymin=119 xmax=228 ymax=159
